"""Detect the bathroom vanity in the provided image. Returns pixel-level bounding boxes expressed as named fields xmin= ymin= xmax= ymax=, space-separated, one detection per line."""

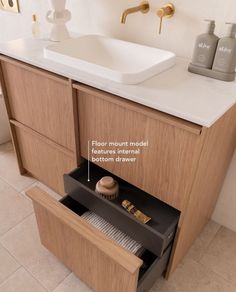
xmin=0 ymin=37 xmax=236 ymax=292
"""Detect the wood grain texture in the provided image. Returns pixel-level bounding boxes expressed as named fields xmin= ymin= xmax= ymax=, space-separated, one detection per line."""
xmin=0 ymin=55 xmax=68 ymax=85
xmin=0 ymin=60 xmax=25 ymax=174
xmin=1 ymin=58 xmax=75 ymax=151
xmin=2 ymin=56 xmax=236 ymax=282
xmin=70 ymin=79 xmax=81 ymax=166
xmin=77 ymin=87 xmax=205 ymax=211
xmin=27 ymin=186 xmax=142 ymax=292
xmin=14 ymin=125 xmax=76 ymax=195
xmin=74 ymin=83 xmax=202 ymax=135
xmin=10 ymin=119 xmax=74 ymax=159
xmin=167 ymin=104 xmax=236 ymax=276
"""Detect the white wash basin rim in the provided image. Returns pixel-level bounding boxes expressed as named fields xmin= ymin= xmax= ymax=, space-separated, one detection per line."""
xmin=44 ymin=34 xmax=176 ymax=84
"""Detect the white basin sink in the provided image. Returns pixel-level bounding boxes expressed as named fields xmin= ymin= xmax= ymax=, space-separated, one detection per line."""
xmin=44 ymin=35 xmax=175 ymax=84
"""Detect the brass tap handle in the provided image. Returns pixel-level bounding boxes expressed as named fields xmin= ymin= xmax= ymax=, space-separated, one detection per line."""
xmin=159 ymin=16 xmax=163 ymax=34
xmin=157 ymin=3 xmax=175 ymax=34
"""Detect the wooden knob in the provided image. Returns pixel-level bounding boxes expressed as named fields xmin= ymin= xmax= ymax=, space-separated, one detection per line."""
xmin=100 ymin=176 xmax=115 ymax=188
xmin=95 ymin=177 xmax=119 ymax=200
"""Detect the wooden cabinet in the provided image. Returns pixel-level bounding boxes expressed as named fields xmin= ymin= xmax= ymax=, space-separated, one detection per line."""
xmin=1 ymin=55 xmax=236 ymax=282
xmin=74 ymin=83 xmax=236 ymax=276
xmin=75 ymin=83 xmax=204 ymax=211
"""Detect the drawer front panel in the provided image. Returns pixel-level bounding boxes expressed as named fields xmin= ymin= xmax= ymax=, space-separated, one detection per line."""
xmin=27 ymin=186 xmax=142 ymax=292
xmin=1 ymin=58 xmax=75 ymax=151
xmin=14 ymin=125 xmax=76 ymax=195
xmin=76 ymin=85 xmax=204 ymax=211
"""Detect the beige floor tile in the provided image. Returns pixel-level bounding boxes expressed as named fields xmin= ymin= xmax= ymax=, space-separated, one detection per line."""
xmin=0 ymin=150 xmax=35 ymax=192
xmin=200 ymin=227 xmax=236 ymax=286
xmin=151 ymin=258 xmax=235 ymax=292
xmin=0 ymin=142 xmax=13 ymax=154
xmin=0 ymin=179 xmax=33 ymax=237
xmin=0 ymin=267 xmax=46 ymax=292
xmin=187 ymin=220 xmax=221 ymax=262
xmin=22 ymin=181 xmax=62 ymax=201
xmin=0 ymin=214 xmax=70 ymax=291
xmin=53 ymin=273 xmax=92 ymax=292
xmin=0 ymin=244 xmax=20 ymax=284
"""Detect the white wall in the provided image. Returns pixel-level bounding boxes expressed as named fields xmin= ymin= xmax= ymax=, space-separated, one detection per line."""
xmin=0 ymin=0 xmax=236 ymax=230
xmin=1 ymin=0 xmax=236 ymax=57
xmin=212 ymin=151 xmax=236 ymax=232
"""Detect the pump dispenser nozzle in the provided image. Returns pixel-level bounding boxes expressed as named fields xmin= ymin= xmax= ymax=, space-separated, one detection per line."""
xmin=226 ymin=23 xmax=236 ymax=38
xmin=204 ymin=19 xmax=216 ymax=34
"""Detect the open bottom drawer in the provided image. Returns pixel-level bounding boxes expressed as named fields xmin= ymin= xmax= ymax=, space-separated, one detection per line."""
xmin=64 ymin=161 xmax=180 ymax=257
xmin=27 ymin=187 xmax=172 ymax=292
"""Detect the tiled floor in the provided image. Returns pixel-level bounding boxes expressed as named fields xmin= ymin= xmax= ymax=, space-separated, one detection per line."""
xmin=0 ymin=142 xmax=236 ymax=292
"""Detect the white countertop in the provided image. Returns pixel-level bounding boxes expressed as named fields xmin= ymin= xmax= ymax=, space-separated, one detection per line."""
xmin=0 ymin=37 xmax=236 ymax=127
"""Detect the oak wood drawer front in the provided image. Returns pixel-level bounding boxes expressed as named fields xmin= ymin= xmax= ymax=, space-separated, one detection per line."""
xmin=64 ymin=161 xmax=180 ymax=257
xmin=1 ymin=57 xmax=75 ymax=151
xmin=76 ymin=84 xmax=204 ymax=211
xmin=14 ymin=125 xmax=76 ymax=195
xmin=27 ymin=186 xmax=172 ymax=292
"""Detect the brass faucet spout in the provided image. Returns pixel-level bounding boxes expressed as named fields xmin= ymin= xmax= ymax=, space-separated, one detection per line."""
xmin=120 ymin=1 xmax=150 ymax=24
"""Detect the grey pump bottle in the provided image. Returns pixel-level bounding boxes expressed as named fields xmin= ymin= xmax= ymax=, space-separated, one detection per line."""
xmin=212 ymin=23 xmax=236 ymax=74
xmin=191 ymin=20 xmax=219 ymax=69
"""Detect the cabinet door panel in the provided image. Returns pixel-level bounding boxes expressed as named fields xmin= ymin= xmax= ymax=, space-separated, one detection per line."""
xmin=14 ymin=124 xmax=76 ymax=195
xmin=77 ymin=85 xmax=204 ymax=211
xmin=1 ymin=58 xmax=75 ymax=151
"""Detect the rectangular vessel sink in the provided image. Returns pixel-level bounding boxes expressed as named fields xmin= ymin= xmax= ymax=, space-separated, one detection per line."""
xmin=44 ymin=35 xmax=175 ymax=84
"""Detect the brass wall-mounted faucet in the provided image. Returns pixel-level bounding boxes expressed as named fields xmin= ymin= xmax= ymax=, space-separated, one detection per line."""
xmin=120 ymin=1 xmax=150 ymax=24
xmin=156 ymin=3 xmax=175 ymax=34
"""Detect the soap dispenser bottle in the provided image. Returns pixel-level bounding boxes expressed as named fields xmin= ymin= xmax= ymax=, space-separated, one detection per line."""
xmin=212 ymin=23 xmax=236 ymax=74
xmin=191 ymin=20 xmax=219 ymax=69
xmin=32 ymin=14 xmax=40 ymax=38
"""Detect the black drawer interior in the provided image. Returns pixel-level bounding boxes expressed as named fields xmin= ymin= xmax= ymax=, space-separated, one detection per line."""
xmin=64 ymin=160 xmax=180 ymax=257
xmin=61 ymin=195 xmax=172 ymax=291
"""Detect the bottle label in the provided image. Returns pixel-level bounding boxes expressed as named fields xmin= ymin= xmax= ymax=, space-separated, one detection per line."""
xmin=219 ymin=46 xmax=232 ymax=54
xmin=198 ymin=42 xmax=210 ymax=49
